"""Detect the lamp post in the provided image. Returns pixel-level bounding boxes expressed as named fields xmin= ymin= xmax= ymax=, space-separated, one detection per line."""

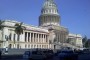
xmin=5 ymin=35 xmax=9 ymax=53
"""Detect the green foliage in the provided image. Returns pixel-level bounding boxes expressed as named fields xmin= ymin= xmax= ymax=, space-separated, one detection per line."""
xmin=14 ymin=22 xmax=26 ymax=42
xmin=85 ymin=41 xmax=89 ymax=48
xmin=82 ymin=36 xmax=88 ymax=48
xmin=66 ymin=38 xmax=71 ymax=43
xmin=15 ymin=22 xmax=25 ymax=35
xmin=0 ymin=20 xmax=4 ymax=30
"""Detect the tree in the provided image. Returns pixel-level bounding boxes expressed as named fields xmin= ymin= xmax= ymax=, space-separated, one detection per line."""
xmin=66 ymin=38 xmax=71 ymax=43
xmin=0 ymin=20 xmax=4 ymax=30
xmin=14 ymin=22 xmax=25 ymax=49
xmin=82 ymin=36 xmax=88 ymax=48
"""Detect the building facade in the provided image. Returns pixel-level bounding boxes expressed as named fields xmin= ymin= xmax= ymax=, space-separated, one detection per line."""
xmin=0 ymin=20 xmax=51 ymax=49
xmin=39 ymin=0 xmax=69 ymax=45
xmin=0 ymin=0 xmax=83 ymax=49
xmin=68 ymin=34 xmax=83 ymax=48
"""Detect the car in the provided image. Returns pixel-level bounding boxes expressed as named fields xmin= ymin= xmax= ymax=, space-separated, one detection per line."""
xmin=23 ymin=51 xmax=31 ymax=60
xmin=42 ymin=50 xmax=54 ymax=59
xmin=23 ymin=50 xmax=46 ymax=60
xmin=83 ymin=48 xmax=90 ymax=54
xmin=57 ymin=50 xmax=78 ymax=60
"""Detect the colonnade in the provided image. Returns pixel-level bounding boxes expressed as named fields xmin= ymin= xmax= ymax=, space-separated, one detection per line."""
xmin=24 ymin=32 xmax=49 ymax=43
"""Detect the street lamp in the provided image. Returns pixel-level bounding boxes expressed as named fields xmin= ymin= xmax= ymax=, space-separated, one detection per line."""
xmin=5 ymin=35 xmax=9 ymax=54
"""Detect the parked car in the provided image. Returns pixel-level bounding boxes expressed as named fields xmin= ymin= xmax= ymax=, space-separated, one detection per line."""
xmin=42 ymin=50 xmax=54 ymax=59
xmin=83 ymin=48 xmax=90 ymax=54
xmin=57 ymin=50 xmax=78 ymax=60
xmin=23 ymin=51 xmax=31 ymax=60
xmin=23 ymin=50 xmax=46 ymax=60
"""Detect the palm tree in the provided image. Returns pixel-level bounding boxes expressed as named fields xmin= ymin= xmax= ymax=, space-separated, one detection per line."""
xmin=82 ymin=36 xmax=88 ymax=48
xmin=14 ymin=22 xmax=25 ymax=49
xmin=0 ymin=20 xmax=4 ymax=48
xmin=0 ymin=20 xmax=4 ymax=30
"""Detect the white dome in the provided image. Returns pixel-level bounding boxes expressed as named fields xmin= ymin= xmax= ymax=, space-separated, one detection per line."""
xmin=39 ymin=0 xmax=60 ymax=26
xmin=41 ymin=0 xmax=59 ymax=15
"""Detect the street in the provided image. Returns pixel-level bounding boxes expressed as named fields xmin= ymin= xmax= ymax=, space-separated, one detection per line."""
xmin=1 ymin=53 xmax=90 ymax=60
xmin=1 ymin=54 xmax=23 ymax=60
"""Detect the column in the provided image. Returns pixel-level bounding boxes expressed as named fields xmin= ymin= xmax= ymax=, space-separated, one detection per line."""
xmin=33 ymin=33 xmax=34 ymax=42
xmin=15 ymin=34 xmax=17 ymax=42
xmin=30 ymin=33 xmax=31 ymax=42
xmin=22 ymin=32 xmax=25 ymax=42
xmin=45 ymin=35 xmax=46 ymax=43
xmin=41 ymin=34 xmax=43 ymax=43
xmin=39 ymin=34 xmax=42 ymax=43
xmin=36 ymin=33 xmax=38 ymax=42
xmin=42 ymin=34 xmax=44 ymax=43
xmin=35 ymin=33 xmax=37 ymax=42
xmin=26 ymin=32 xmax=28 ymax=42
xmin=11 ymin=33 xmax=13 ymax=41
xmin=47 ymin=35 xmax=49 ymax=43
xmin=38 ymin=34 xmax=39 ymax=43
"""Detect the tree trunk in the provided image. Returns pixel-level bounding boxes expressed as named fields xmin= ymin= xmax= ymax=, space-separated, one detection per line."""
xmin=17 ymin=34 xmax=20 ymax=49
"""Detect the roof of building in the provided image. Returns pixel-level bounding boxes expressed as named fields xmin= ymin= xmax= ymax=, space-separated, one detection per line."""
xmin=1 ymin=20 xmax=49 ymax=33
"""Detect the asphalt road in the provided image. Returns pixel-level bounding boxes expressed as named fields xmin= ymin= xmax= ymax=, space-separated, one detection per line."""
xmin=0 ymin=54 xmax=59 ymax=60
xmin=78 ymin=53 xmax=90 ymax=60
xmin=1 ymin=54 xmax=23 ymax=60
xmin=1 ymin=53 xmax=90 ymax=60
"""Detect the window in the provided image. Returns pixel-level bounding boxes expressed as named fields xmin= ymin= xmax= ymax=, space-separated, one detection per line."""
xmin=9 ymin=33 xmax=12 ymax=40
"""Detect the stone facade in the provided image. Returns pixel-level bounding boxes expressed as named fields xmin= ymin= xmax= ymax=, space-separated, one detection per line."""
xmin=39 ymin=0 xmax=60 ymax=26
xmin=0 ymin=0 xmax=83 ymax=49
xmin=68 ymin=34 xmax=83 ymax=48
xmin=39 ymin=0 xmax=69 ymax=49
xmin=0 ymin=20 xmax=51 ymax=49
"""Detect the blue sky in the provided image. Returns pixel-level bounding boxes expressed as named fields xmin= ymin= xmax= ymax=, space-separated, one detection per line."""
xmin=0 ymin=0 xmax=90 ymax=38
